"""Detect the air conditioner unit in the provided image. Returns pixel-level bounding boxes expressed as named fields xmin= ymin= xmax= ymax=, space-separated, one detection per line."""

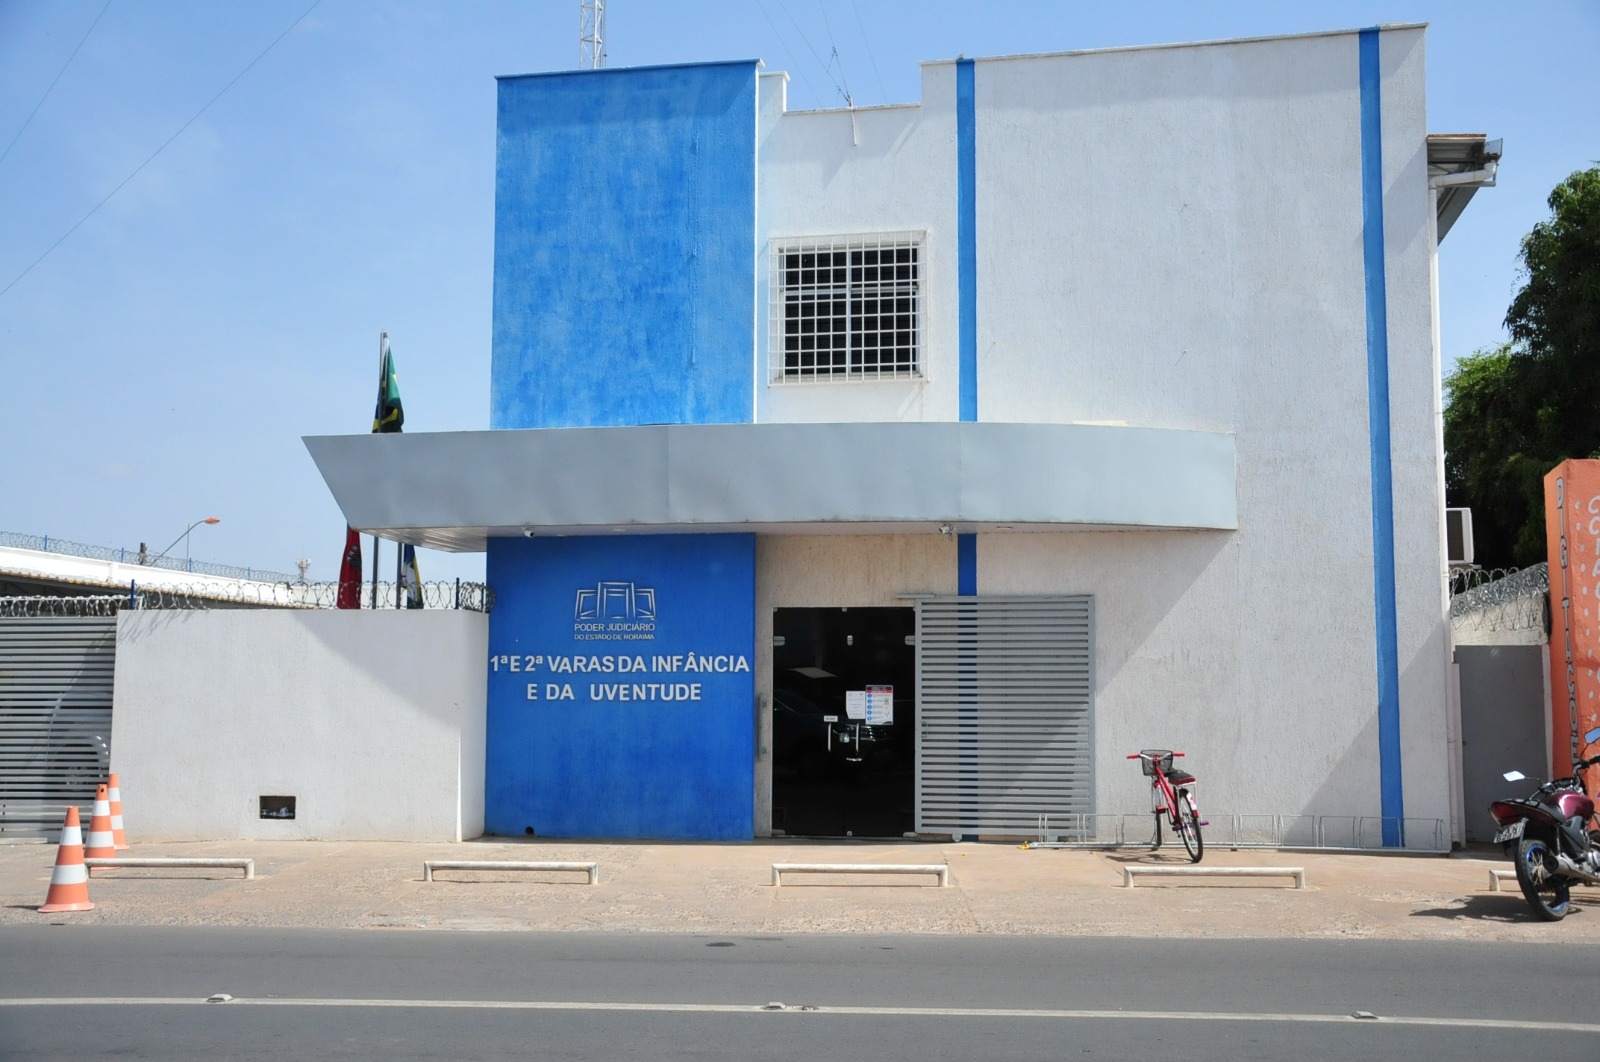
xmin=1446 ymin=507 xmax=1474 ymax=567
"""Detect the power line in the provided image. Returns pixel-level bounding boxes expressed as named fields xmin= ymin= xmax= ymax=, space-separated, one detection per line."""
xmin=0 ymin=0 xmax=324 ymax=302
xmin=772 ymin=0 xmax=849 ymax=107
xmin=848 ymin=0 xmax=888 ymax=105
xmin=753 ymin=0 xmax=821 ymax=106
xmin=0 ymin=0 xmax=116 ymax=168
xmin=814 ymin=0 xmax=853 ymax=107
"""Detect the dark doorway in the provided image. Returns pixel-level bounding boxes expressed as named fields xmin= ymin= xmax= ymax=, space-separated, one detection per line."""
xmin=1458 ymin=645 xmax=1548 ymax=843
xmin=771 ymin=607 xmax=915 ymax=838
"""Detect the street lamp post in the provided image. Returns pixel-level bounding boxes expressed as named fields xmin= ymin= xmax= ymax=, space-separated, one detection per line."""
xmin=149 ymin=517 xmax=220 ymax=570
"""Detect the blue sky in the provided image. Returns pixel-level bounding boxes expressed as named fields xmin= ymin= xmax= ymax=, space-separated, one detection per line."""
xmin=1 ymin=1 xmax=1595 ymax=584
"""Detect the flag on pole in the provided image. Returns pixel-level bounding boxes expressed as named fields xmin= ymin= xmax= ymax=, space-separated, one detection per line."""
xmin=337 ymin=526 xmax=363 ymax=609
xmin=372 ymin=338 xmax=404 ymax=434
xmin=401 ymin=543 xmax=423 ymax=609
xmin=369 ymin=333 xmax=402 ymax=608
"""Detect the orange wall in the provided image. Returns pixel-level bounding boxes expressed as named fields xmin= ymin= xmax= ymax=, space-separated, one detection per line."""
xmin=1546 ymin=460 xmax=1600 ymax=782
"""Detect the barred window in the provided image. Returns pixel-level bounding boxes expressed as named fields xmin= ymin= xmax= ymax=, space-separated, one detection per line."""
xmin=770 ymin=234 xmax=922 ymax=382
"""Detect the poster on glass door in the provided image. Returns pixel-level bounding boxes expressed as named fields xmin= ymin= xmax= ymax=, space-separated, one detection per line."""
xmin=865 ymin=685 xmax=894 ymax=725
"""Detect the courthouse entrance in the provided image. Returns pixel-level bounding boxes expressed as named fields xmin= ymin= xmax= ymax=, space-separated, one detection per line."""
xmin=771 ymin=607 xmax=915 ymax=838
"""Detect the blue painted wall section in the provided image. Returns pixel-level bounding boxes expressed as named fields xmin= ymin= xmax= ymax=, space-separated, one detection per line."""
xmin=1359 ymin=28 xmax=1404 ymax=846
xmin=957 ymin=535 xmax=977 ymax=596
xmin=956 ymin=58 xmax=978 ymax=425
xmin=955 ymin=59 xmax=979 ymax=835
xmin=490 ymin=62 xmax=758 ymax=430
xmin=485 ymin=534 xmax=756 ymax=840
xmin=956 ymin=59 xmax=979 ymax=599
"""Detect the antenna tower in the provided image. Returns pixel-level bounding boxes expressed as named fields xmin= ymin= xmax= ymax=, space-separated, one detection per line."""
xmin=580 ymin=1 xmax=605 ymax=69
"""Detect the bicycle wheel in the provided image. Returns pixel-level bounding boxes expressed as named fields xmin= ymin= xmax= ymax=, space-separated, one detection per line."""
xmin=1178 ymin=791 xmax=1203 ymax=863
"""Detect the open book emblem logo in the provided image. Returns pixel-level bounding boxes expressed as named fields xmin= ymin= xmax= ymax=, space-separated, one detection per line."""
xmin=575 ymin=582 xmax=656 ymax=622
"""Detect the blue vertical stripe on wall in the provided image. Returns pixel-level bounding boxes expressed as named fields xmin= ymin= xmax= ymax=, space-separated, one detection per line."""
xmin=955 ymin=59 xmax=980 ymax=836
xmin=956 ymin=59 xmax=978 ymax=600
xmin=956 ymin=58 xmax=978 ymax=425
xmin=490 ymin=62 xmax=758 ymax=430
xmin=957 ymin=535 xmax=977 ymax=595
xmin=1359 ymin=28 xmax=1404 ymax=846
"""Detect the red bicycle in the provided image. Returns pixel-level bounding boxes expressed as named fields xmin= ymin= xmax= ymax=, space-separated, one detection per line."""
xmin=1128 ymin=749 xmax=1204 ymax=862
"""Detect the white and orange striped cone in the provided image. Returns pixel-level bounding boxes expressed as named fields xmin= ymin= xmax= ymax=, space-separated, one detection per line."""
xmin=38 ymin=806 xmax=94 ymax=913
xmin=107 ymin=773 xmax=129 ymax=851
xmin=83 ymin=784 xmax=116 ymax=859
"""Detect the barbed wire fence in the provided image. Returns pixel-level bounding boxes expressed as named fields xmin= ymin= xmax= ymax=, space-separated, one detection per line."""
xmin=0 ymin=595 xmax=127 ymax=617
xmin=1448 ymin=563 xmax=1548 ymax=635
xmin=9 ymin=529 xmax=1542 ymax=629
xmin=0 ymin=580 xmax=493 ymax=616
xmin=1 ymin=531 xmax=300 ymax=584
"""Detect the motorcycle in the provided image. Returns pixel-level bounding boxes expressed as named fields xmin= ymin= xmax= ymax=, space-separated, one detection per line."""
xmin=1489 ymin=725 xmax=1600 ymax=921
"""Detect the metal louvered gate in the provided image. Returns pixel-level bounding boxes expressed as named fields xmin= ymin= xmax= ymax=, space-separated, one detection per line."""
xmin=0 ymin=616 xmax=116 ymax=838
xmin=915 ymin=596 xmax=1093 ymax=836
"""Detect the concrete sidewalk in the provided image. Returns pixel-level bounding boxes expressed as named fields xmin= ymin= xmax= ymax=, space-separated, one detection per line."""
xmin=1 ymin=836 xmax=1592 ymax=941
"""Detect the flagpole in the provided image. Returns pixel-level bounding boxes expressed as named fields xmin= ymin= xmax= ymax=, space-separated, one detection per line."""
xmin=369 ymin=330 xmax=386 ymax=610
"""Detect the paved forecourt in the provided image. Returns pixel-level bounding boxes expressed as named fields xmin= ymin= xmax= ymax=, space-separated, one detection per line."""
xmin=0 ymin=837 xmax=1583 ymax=941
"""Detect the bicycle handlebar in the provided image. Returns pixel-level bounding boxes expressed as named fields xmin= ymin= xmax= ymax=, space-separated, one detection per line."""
xmin=1126 ymin=751 xmax=1185 ymax=759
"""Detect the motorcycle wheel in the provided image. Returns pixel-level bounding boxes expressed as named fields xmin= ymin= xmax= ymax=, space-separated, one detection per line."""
xmin=1179 ymin=793 xmax=1203 ymax=863
xmin=1513 ymin=837 xmax=1570 ymax=922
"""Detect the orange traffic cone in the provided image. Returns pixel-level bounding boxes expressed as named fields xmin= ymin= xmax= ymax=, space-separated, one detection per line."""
xmin=107 ymin=773 xmax=129 ymax=851
xmin=38 ymin=806 xmax=94 ymax=913
xmin=83 ymin=784 xmax=115 ymax=859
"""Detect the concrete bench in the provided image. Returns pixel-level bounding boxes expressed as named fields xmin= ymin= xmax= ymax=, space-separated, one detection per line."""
xmin=86 ymin=858 xmax=254 ymax=879
xmin=1488 ymin=868 xmax=1517 ymax=892
xmin=1123 ymin=865 xmax=1305 ymax=889
xmin=771 ymin=863 xmax=948 ymax=887
xmin=423 ymin=860 xmax=599 ymax=885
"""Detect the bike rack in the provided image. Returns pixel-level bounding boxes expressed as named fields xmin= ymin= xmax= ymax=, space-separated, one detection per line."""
xmin=1029 ymin=813 xmax=1448 ymax=854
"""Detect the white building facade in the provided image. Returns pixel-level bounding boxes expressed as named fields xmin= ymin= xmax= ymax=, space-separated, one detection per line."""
xmin=306 ymin=25 xmax=1493 ymax=846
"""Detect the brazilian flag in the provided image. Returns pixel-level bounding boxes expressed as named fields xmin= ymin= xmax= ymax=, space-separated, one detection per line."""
xmin=372 ymin=343 xmax=404 ymax=433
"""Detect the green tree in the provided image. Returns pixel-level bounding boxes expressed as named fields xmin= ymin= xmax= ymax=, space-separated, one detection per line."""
xmin=1442 ymin=343 xmax=1545 ymax=565
xmin=1444 ymin=166 xmax=1600 ymax=567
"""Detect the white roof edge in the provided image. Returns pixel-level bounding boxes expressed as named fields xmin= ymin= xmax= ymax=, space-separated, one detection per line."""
xmin=918 ymin=23 xmax=1429 ymax=68
xmin=781 ymin=102 xmax=923 ymax=117
xmin=305 ymin=422 xmax=1239 ymax=548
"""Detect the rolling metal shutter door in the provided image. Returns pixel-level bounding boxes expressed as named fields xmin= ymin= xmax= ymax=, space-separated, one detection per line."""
xmin=0 ymin=616 xmax=116 ymax=838
xmin=916 ymin=596 xmax=1093 ymax=835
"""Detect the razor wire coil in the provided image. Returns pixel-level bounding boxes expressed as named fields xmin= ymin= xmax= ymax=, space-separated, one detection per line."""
xmin=0 ymin=580 xmax=493 ymax=616
xmin=1448 ymin=563 xmax=1548 ymax=634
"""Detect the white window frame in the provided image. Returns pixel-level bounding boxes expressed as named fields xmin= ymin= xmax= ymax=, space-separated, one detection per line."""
xmin=768 ymin=232 xmax=925 ymax=383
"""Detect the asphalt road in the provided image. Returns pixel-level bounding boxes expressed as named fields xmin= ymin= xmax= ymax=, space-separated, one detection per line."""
xmin=3 ymin=928 xmax=1594 ymax=1060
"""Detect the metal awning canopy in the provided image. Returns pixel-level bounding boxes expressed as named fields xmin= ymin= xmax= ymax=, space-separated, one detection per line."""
xmin=1429 ymin=133 xmax=1502 ymax=243
xmin=304 ymin=421 xmax=1237 ymax=552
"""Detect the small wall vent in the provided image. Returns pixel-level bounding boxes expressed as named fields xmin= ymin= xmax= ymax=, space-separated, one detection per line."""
xmin=1447 ymin=508 xmax=1475 ymax=567
xmin=260 ymin=795 xmax=296 ymax=820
